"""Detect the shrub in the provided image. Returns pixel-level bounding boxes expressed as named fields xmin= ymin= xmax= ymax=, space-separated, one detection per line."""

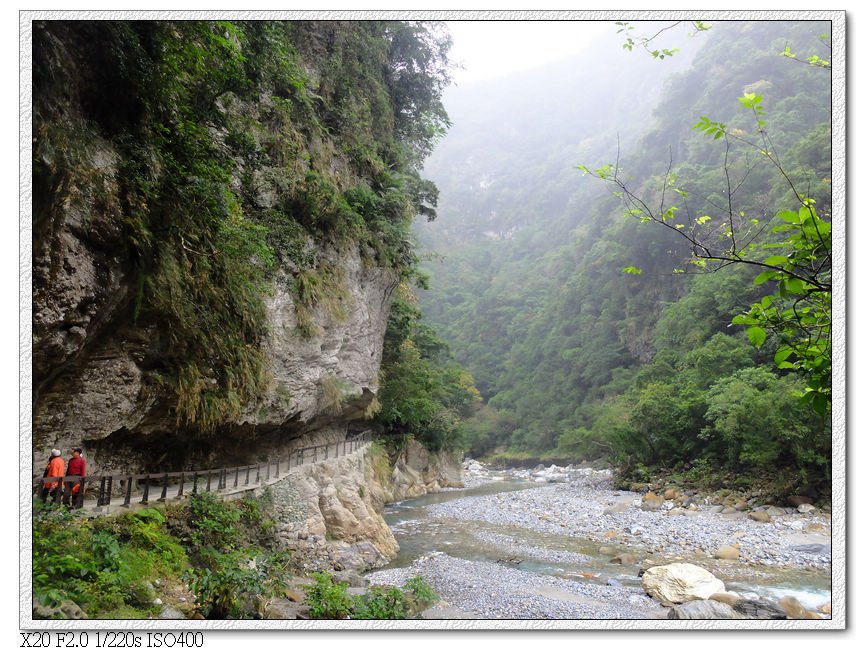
xmin=188 ymin=551 xmax=263 ymax=619
xmin=352 ymin=585 xmax=407 ymax=620
xmin=304 ymin=572 xmax=353 ymax=619
xmin=187 ymin=492 xmax=241 ymax=551
xmin=303 ymin=572 xmax=438 ymax=620
xmin=404 ymin=575 xmax=437 ymax=610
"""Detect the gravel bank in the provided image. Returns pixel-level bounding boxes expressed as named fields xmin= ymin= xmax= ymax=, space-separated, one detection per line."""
xmin=366 ymin=465 xmax=832 ymax=619
xmin=368 ymin=552 xmax=666 ymax=619
xmin=428 ymin=468 xmax=831 ymax=571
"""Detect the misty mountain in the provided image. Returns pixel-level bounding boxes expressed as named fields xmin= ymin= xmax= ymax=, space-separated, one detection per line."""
xmin=415 ymin=20 xmax=831 ymax=487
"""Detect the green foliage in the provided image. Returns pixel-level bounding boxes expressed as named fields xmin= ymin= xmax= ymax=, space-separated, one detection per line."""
xmin=292 ymin=263 xmax=348 ymax=338
xmin=403 ymin=575 xmax=438 ymax=609
xmin=183 ymin=493 xmax=288 ymax=618
xmin=375 ymin=284 xmax=481 ymax=452
xmin=616 ymin=20 xmax=710 ymax=59
xmin=303 ymin=572 xmax=438 ymax=620
xmin=304 ymin=571 xmax=354 ymax=619
xmin=187 ymin=492 xmax=243 ymax=550
xmin=33 ymin=491 xmax=292 ymax=620
xmin=730 ymin=199 xmax=831 ymax=414
xmin=415 ymin=23 xmax=831 ymax=494
xmin=33 ymin=503 xmax=190 ymax=619
xmin=351 ymin=586 xmax=408 ymax=620
xmin=34 ymin=20 xmax=452 ymax=434
xmin=701 ymin=367 xmax=828 ymax=474
xmin=780 ymin=37 xmax=831 ymax=69
xmin=623 ymin=93 xmax=833 ymax=415
xmin=187 ymin=551 xmax=263 ymax=619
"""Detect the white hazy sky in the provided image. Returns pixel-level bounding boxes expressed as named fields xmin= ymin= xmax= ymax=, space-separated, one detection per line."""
xmin=445 ymin=20 xmax=612 ymax=85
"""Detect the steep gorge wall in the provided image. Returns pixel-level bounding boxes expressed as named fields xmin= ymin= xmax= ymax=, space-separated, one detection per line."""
xmin=261 ymin=440 xmax=463 ymax=571
xmin=32 ymin=213 xmax=396 ymax=472
xmin=30 ymin=21 xmax=447 ymax=474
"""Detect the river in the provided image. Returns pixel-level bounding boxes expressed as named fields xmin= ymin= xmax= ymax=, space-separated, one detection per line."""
xmin=374 ymin=469 xmax=832 ymax=617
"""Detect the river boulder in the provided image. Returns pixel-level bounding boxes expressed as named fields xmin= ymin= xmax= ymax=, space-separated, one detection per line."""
xmin=641 ymin=491 xmax=664 ymax=511
xmin=733 ymin=598 xmax=788 ymax=619
xmin=642 ymin=563 xmax=726 ymax=605
xmin=748 ymin=511 xmax=773 ymax=523
xmin=714 ymin=544 xmax=741 ymax=561
xmin=667 ymin=599 xmax=743 ymax=619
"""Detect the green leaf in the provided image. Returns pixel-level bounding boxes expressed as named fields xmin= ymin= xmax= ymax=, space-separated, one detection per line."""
xmin=763 ymin=255 xmax=788 ymax=266
xmin=754 ymin=271 xmax=778 ymax=285
xmin=774 ymin=346 xmax=793 ymax=364
xmin=799 ymin=205 xmax=816 ymax=222
xmin=776 ymin=210 xmax=800 ymax=223
xmin=621 ymin=266 xmax=643 ymax=275
xmin=780 ymin=278 xmax=806 ymax=295
xmin=747 ymin=326 xmax=767 ymax=348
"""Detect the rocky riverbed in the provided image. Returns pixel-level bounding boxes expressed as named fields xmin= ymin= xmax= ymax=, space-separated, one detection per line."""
xmin=367 ymin=461 xmax=834 ymax=620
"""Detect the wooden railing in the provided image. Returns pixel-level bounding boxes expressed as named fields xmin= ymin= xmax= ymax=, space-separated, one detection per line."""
xmin=33 ymin=431 xmax=372 ymax=510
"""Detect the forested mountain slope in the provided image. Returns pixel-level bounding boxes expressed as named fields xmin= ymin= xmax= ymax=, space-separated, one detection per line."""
xmin=417 ymin=20 xmax=831 ymax=493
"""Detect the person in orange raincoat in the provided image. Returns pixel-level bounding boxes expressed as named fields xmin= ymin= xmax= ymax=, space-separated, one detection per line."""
xmin=41 ymin=449 xmax=65 ymax=502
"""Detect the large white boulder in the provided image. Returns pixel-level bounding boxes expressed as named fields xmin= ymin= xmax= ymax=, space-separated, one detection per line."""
xmin=642 ymin=563 xmax=726 ymax=605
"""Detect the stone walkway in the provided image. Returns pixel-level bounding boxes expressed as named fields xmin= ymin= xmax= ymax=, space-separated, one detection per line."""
xmin=46 ymin=438 xmax=372 ymax=517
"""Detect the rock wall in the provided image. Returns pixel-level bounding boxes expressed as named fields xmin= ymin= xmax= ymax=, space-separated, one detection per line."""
xmin=32 ymin=222 xmax=397 ymax=473
xmin=260 ymin=440 xmax=463 ymax=572
xmin=261 ymin=445 xmax=398 ymax=572
xmin=387 ymin=439 xmax=464 ymax=500
xmin=30 ymin=22 xmax=401 ymax=474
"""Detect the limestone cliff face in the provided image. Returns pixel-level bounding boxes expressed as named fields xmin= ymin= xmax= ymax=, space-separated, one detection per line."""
xmin=30 ymin=22 xmax=410 ymax=474
xmin=263 ymin=440 xmax=462 ymax=572
xmin=258 ymin=251 xmax=397 ymax=439
xmin=387 ymin=439 xmax=464 ymax=500
xmin=265 ymin=446 xmax=398 ymax=571
xmin=32 ymin=209 xmax=397 ymax=472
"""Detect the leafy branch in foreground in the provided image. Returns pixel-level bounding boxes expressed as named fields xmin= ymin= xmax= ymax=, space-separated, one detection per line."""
xmin=615 ymin=20 xmax=710 ymax=60
xmin=577 ymin=92 xmax=831 ymax=414
xmin=780 ymin=33 xmax=832 ymax=69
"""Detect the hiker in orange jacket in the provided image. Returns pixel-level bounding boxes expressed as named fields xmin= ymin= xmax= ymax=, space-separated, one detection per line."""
xmin=41 ymin=449 xmax=65 ymax=502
